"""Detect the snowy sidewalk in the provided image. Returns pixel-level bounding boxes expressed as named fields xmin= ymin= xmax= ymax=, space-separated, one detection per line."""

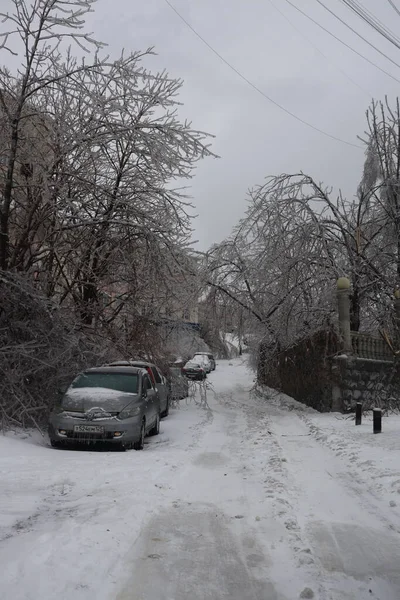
xmin=266 ymin=387 xmax=400 ymax=532
xmin=304 ymin=409 xmax=400 ymax=530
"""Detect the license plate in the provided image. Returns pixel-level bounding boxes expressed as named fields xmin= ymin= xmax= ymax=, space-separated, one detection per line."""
xmin=73 ymin=425 xmax=104 ymax=433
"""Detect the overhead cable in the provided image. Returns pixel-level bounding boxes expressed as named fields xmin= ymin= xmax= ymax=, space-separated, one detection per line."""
xmin=387 ymin=0 xmax=400 ymax=19
xmin=163 ymin=0 xmax=361 ymax=149
xmin=339 ymin=0 xmax=400 ymax=51
xmin=283 ymin=0 xmax=400 ymax=85
xmin=267 ymin=0 xmax=372 ymax=98
xmin=316 ymin=0 xmax=400 ymax=71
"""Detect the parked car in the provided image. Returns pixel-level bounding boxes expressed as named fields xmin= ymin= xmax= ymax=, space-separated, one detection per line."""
xmin=183 ymin=359 xmax=207 ymax=381
xmin=192 ymin=354 xmax=212 ymax=373
xmin=169 ymin=366 xmax=189 ymax=399
xmin=48 ymin=366 xmax=160 ymax=450
xmin=193 ymin=352 xmax=216 ymax=370
xmin=107 ymin=360 xmax=170 ymax=417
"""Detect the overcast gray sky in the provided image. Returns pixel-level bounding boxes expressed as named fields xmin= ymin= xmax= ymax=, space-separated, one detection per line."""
xmin=6 ymin=0 xmax=400 ymax=249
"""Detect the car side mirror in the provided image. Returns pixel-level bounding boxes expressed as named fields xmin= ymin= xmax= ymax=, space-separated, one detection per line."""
xmin=142 ymin=389 xmax=147 ymax=399
xmin=57 ymin=386 xmax=67 ymax=395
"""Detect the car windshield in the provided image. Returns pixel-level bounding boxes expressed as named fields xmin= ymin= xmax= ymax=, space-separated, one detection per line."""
xmin=197 ymin=357 xmax=209 ymax=364
xmin=70 ymin=372 xmax=139 ymax=394
xmin=185 ymin=361 xmax=201 ymax=368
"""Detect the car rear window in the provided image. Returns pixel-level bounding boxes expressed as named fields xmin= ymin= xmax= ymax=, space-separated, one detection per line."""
xmin=125 ymin=362 xmax=160 ymax=385
xmin=71 ymin=372 xmax=138 ymax=394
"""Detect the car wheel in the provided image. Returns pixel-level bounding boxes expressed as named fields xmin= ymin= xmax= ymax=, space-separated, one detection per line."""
xmin=134 ymin=421 xmax=145 ymax=450
xmin=149 ymin=413 xmax=160 ymax=436
xmin=50 ymin=439 xmax=63 ymax=449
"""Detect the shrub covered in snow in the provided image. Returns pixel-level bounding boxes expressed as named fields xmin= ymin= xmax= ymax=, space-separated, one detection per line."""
xmin=0 ymin=272 xmax=118 ymax=430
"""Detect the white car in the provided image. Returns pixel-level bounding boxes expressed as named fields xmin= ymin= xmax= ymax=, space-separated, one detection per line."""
xmin=195 ymin=355 xmax=212 ymax=373
xmin=193 ymin=352 xmax=216 ymax=371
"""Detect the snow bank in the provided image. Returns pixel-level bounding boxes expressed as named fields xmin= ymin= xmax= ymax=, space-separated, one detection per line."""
xmin=256 ymin=383 xmax=317 ymax=413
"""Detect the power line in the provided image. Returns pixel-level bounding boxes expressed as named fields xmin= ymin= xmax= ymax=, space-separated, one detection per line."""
xmin=316 ymin=0 xmax=400 ymax=70
xmin=267 ymin=0 xmax=372 ymax=98
xmin=163 ymin=0 xmax=361 ymax=149
xmin=345 ymin=0 xmax=400 ymax=44
xmin=339 ymin=0 xmax=400 ymax=51
xmin=283 ymin=0 xmax=400 ymax=86
xmin=387 ymin=0 xmax=400 ymax=19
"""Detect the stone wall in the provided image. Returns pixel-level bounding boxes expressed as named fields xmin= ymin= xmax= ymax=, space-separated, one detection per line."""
xmin=258 ymin=333 xmax=400 ymax=413
xmin=257 ymin=278 xmax=400 ymax=412
xmin=331 ymin=355 xmax=400 ymax=412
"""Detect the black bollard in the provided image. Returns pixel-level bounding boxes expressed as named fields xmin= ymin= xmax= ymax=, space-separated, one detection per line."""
xmin=373 ymin=408 xmax=382 ymax=434
xmin=355 ymin=402 xmax=362 ymax=426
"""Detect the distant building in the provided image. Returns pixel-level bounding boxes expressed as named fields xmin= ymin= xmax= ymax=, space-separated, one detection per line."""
xmin=0 ymin=94 xmax=56 ymax=271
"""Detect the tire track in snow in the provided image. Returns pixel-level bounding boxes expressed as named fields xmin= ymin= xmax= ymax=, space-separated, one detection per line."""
xmin=214 ymin=385 xmax=330 ymax=599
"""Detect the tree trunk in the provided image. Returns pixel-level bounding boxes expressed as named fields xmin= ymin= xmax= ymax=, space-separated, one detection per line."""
xmin=350 ymin=287 xmax=360 ymax=332
xmin=0 ymin=119 xmax=20 ymax=270
xmin=81 ymin=277 xmax=99 ymax=325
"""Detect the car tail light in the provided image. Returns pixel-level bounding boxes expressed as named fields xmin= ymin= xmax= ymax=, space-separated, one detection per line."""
xmin=146 ymin=367 xmax=156 ymax=384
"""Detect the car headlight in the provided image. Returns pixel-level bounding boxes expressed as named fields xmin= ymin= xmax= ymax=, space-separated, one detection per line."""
xmin=118 ymin=405 xmax=141 ymax=420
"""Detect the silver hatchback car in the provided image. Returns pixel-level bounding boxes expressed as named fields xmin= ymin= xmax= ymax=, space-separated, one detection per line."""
xmin=107 ymin=360 xmax=170 ymax=418
xmin=48 ymin=366 xmax=160 ymax=450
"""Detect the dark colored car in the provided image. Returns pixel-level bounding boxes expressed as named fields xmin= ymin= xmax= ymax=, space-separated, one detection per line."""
xmin=193 ymin=352 xmax=216 ymax=370
xmin=107 ymin=360 xmax=170 ymax=417
xmin=183 ymin=359 xmax=207 ymax=381
xmin=169 ymin=366 xmax=189 ymax=399
xmin=48 ymin=367 xmax=160 ymax=450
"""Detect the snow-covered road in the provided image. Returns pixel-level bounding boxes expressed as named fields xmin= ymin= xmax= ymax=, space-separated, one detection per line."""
xmin=1 ymin=359 xmax=400 ymax=599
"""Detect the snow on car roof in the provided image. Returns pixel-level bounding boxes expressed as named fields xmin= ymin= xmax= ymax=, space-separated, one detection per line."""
xmin=87 ymin=366 xmax=144 ymax=374
xmin=66 ymin=387 xmax=137 ymax=398
xmin=107 ymin=360 xmax=157 ymax=368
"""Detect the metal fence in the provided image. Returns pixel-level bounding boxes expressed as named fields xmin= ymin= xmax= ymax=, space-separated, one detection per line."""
xmin=350 ymin=332 xmax=394 ymax=361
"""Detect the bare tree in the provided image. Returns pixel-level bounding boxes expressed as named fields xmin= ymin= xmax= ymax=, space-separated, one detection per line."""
xmin=206 ymin=165 xmax=398 ymax=357
xmin=0 ymin=0 xmax=106 ymax=269
xmin=0 ymin=1 xmax=216 ymax=429
xmin=361 ymin=98 xmax=400 ymax=283
xmin=0 ymin=2 xmax=214 ymax=325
